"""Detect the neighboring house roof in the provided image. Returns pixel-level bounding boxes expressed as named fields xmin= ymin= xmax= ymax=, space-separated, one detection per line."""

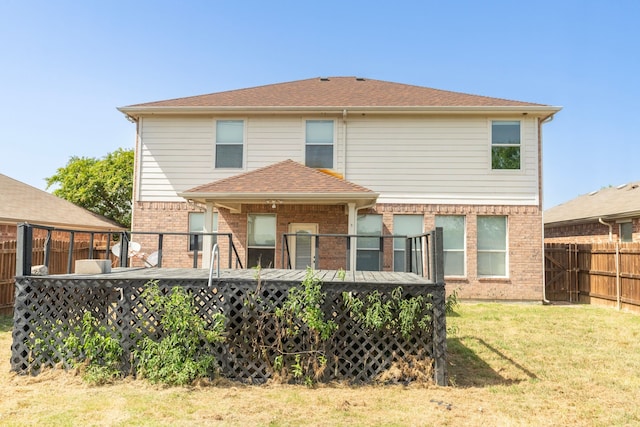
xmin=0 ymin=173 xmax=124 ymax=231
xmin=178 ymin=159 xmax=378 ymax=212
xmin=544 ymin=182 xmax=640 ymax=226
xmin=119 ymin=76 xmax=561 ymax=116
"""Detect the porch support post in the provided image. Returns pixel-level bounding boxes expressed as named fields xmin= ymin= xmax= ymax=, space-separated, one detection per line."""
xmin=202 ymin=202 xmax=215 ymax=269
xmin=347 ymin=203 xmax=357 ymax=271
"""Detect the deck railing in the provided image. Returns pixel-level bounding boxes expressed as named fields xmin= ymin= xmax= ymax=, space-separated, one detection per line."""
xmin=281 ymin=228 xmax=444 ymax=283
xmin=15 ymin=223 xmax=243 ymax=276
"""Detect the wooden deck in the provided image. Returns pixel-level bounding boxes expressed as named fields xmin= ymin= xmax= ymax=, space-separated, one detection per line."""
xmin=56 ymin=267 xmax=433 ymax=285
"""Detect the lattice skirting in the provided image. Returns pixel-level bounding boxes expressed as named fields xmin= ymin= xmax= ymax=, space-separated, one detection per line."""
xmin=11 ymin=276 xmax=447 ymax=385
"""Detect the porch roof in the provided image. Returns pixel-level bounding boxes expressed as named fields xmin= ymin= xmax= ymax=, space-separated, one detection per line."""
xmin=178 ymin=160 xmax=378 ymax=211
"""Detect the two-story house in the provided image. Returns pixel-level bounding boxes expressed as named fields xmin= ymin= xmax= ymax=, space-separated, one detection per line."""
xmin=118 ymin=77 xmax=560 ymax=300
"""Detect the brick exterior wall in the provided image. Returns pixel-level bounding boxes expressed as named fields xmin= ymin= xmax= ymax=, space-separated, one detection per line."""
xmin=545 ymin=219 xmax=640 ymax=244
xmin=133 ymin=201 xmax=543 ymax=301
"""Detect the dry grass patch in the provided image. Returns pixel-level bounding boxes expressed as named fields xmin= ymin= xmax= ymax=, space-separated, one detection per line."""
xmin=1 ymin=303 xmax=640 ymax=426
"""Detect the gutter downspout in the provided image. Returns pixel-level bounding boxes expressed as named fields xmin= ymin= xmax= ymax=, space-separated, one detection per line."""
xmin=342 ymin=109 xmax=348 ymax=179
xmin=598 ymin=217 xmax=613 ymax=242
xmin=540 ymin=114 xmax=555 ymax=304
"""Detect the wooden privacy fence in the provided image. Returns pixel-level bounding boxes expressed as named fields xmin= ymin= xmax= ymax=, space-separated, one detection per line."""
xmin=0 ymin=238 xmax=114 ymax=315
xmin=545 ymin=242 xmax=640 ymax=310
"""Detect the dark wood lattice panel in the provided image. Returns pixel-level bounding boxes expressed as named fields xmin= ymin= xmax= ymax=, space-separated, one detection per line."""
xmin=11 ymin=275 xmax=447 ymax=385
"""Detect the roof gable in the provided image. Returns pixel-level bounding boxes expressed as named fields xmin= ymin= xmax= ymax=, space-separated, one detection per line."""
xmin=121 ymin=76 xmax=557 ymax=111
xmin=183 ymin=159 xmax=376 ymax=195
xmin=0 ymin=173 xmax=124 ymax=231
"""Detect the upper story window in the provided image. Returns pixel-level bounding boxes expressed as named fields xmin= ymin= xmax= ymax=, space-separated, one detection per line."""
xmin=305 ymin=120 xmax=334 ymax=168
xmin=215 ymin=120 xmax=244 ymax=168
xmin=491 ymin=121 xmax=521 ymax=170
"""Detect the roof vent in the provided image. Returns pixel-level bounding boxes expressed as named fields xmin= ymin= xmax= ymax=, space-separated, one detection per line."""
xmin=355 ymin=77 xmax=365 ymax=81
xmin=320 ymin=77 xmax=330 ymax=81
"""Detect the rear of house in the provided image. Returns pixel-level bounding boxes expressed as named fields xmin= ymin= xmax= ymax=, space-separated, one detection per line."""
xmin=119 ymin=77 xmax=561 ymax=300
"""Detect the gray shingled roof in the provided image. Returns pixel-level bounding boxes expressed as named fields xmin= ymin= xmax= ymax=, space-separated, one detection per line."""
xmin=544 ymin=182 xmax=640 ymax=225
xmin=0 ymin=173 xmax=124 ymax=231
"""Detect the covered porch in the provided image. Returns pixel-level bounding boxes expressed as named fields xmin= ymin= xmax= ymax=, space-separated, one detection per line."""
xmin=179 ymin=159 xmax=380 ymax=270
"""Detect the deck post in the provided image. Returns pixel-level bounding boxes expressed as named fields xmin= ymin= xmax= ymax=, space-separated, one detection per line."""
xmin=43 ymin=229 xmax=52 ymax=269
xmin=15 ymin=223 xmax=32 ymax=277
xmin=431 ymin=226 xmax=447 ymax=385
xmin=67 ymin=231 xmax=75 ymax=273
xmin=157 ymin=234 xmax=164 ymax=268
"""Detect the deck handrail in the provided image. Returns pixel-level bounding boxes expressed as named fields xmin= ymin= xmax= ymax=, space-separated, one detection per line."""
xmin=280 ymin=228 xmax=443 ymax=282
xmin=15 ymin=223 xmax=243 ymax=276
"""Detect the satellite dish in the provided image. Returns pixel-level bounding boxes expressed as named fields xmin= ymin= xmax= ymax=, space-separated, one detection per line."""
xmin=111 ymin=241 xmax=142 ymax=258
xmin=144 ymin=251 xmax=159 ymax=267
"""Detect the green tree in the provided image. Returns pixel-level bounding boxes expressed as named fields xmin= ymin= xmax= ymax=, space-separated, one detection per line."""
xmin=46 ymin=148 xmax=134 ymax=228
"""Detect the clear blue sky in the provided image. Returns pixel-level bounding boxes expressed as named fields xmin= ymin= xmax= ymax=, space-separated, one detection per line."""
xmin=1 ymin=0 xmax=638 ymax=209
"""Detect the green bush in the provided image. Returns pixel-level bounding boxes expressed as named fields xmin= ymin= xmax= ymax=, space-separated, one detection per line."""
xmin=65 ymin=312 xmax=123 ymax=384
xmin=134 ymin=282 xmax=226 ymax=385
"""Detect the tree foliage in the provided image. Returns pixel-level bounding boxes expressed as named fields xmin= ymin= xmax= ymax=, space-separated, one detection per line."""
xmin=46 ymin=148 xmax=134 ymax=228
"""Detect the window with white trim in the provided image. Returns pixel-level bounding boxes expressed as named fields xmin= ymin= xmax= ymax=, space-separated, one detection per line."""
xmin=477 ymin=216 xmax=508 ymax=277
xmin=215 ymin=120 xmax=244 ymax=168
xmin=491 ymin=121 xmax=520 ymax=170
xmin=435 ymin=215 xmax=466 ymax=276
xmin=247 ymin=214 xmax=276 ymax=268
xmin=393 ymin=215 xmax=423 ymax=272
xmin=188 ymin=212 xmax=218 ymax=251
xmin=356 ymin=214 xmax=382 ymax=271
xmin=305 ymin=120 xmax=334 ymax=168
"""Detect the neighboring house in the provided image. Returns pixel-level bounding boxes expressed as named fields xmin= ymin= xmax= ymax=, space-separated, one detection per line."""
xmin=0 ymin=173 xmax=123 ymax=314
xmin=118 ymin=76 xmax=561 ymax=300
xmin=545 ymin=182 xmax=640 ymax=243
xmin=0 ymin=173 xmax=123 ymax=239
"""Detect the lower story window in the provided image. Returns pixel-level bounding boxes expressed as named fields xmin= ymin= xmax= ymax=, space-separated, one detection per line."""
xmin=477 ymin=215 xmax=507 ymax=277
xmin=356 ymin=214 xmax=382 ymax=271
xmin=247 ymin=214 xmax=276 ymax=268
xmin=620 ymin=222 xmax=633 ymax=242
xmin=435 ymin=215 xmax=466 ymax=276
xmin=188 ymin=212 xmax=218 ymax=251
xmin=393 ymin=215 xmax=423 ymax=272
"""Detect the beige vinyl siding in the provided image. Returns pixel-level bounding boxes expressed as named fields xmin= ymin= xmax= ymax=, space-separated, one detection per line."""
xmin=138 ymin=115 xmax=346 ymax=201
xmin=138 ymin=114 xmax=538 ymax=204
xmin=139 ymin=117 xmax=216 ymax=201
xmin=345 ymin=116 xmax=539 ymax=204
xmin=246 ymin=117 xmax=304 ymax=170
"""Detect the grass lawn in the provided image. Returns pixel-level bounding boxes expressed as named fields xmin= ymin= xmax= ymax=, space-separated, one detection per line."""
xmin=1 ymin=303 xmax=639 ymax=426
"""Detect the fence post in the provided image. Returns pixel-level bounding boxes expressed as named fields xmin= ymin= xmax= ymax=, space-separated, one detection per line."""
xmin=16 ymin=223 xmax=32 ymax=277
